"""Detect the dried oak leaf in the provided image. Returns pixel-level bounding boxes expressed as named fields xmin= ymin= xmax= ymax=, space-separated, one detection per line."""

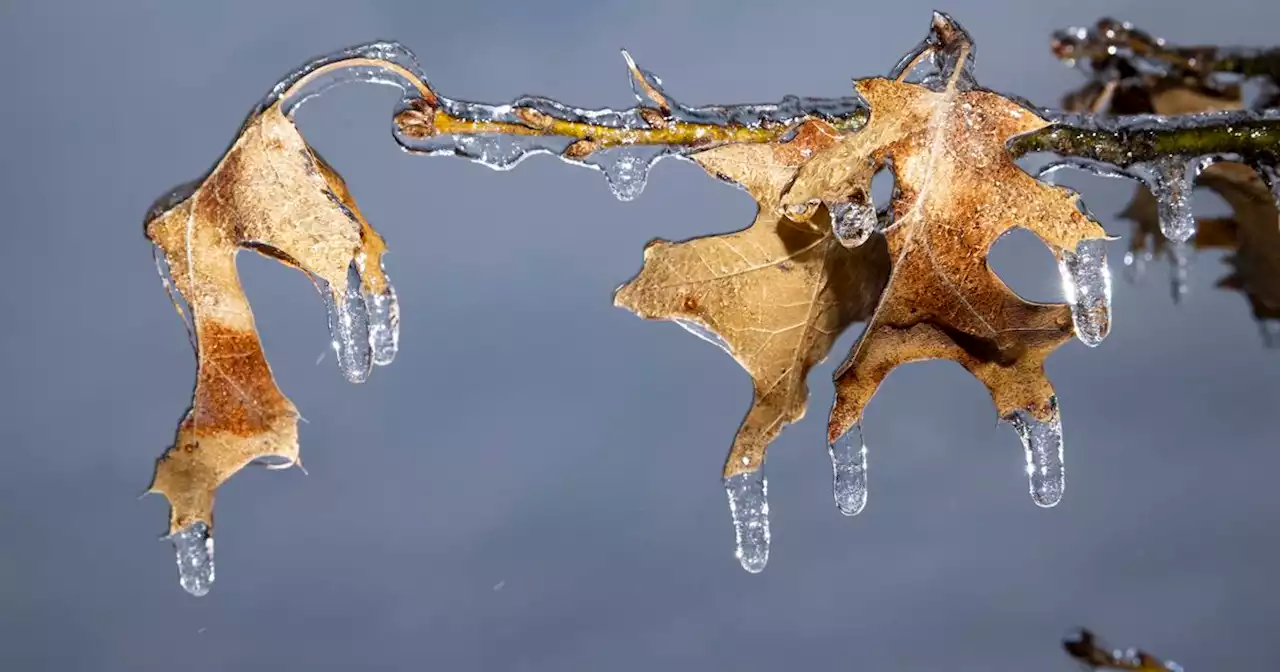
xmin=1063 ymin=628 xmax=1175 ymax=672
xmin=777 ymin=18 xmax=1109 ymax=447
xmin=145 ymin=99 xmax=389 ymax=534
xmin=614 ymin=120 xmax=891 ymax=477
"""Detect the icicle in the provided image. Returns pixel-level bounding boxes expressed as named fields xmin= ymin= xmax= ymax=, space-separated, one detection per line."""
xmin=601 ymin=150 xmax=652 ymax=201
xmin=1127 ymin=157 xmax=1208 ymax=244
xmin=166 ymin=521 xmax=214 ymax=597
xmin=724 ymin=470 xmax=770 ymax=573
xmin=1260 ymin=320 xmax=1280 ymax=348
xmin=1003 ymin=397 xmax=1065 ymax=508
xmin=321 ymin=262 xmax=373 ymax=383
xmin=828 ymin=424 xmax=868 ymax=516
xmin=1057 ymin=239 xmax=1112 ymax=347
xmin=365 ymin=283 xmax=400 ymax=366
xmin=1122 ymin=248 xmax=1152 ymax=284
xmin=829 ymin=199 xmax=878 ymax=248
xmin=1169 ymin=240 xmax=1191 ymax=304
xmin=672 ymin=318 xmax=733 ymax=358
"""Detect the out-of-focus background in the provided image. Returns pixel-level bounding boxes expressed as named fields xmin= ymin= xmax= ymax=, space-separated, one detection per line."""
xmin=2 ymin=1 xmax=1278 ymax=669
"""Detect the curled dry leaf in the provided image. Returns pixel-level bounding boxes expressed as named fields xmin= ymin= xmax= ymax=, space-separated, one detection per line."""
xmin=618 ymin=13 xmax=1109 ymax=478
xmin=145 ymin=99 xmax=390 ymax=534
xmin=614 ymin=121 xmax=890 ymax=477
xmin=777 ymin=15 xmax=1108 ymax=446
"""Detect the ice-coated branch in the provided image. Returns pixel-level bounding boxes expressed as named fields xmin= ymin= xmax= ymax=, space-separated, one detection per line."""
xmin=1009 ymin=110 xmax=1280 ymax=167
xmin=1052 ymin=16 xmax=1280 ymax=86
xmin=388 ymin=48 xmax=867 ymax=199
xmin=1012 ymin=18 xmax=1280 ymax=245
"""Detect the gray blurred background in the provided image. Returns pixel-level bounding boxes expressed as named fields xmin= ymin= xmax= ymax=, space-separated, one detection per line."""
xmin=2 ymin=0 xmax=1279 ymax=669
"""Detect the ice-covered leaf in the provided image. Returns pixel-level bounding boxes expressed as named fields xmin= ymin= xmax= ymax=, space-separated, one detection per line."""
xmin=775 ymin=14 xmax=1109 ymax=450
xmin=614 ymin=120 xmax=890 ymax=478
xmin=145 ymin=99 xmax=394 ymax=541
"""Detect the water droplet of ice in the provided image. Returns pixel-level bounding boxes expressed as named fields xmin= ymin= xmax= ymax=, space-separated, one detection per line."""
xmin=166 ymin=521 xmax=214 ymax=597
xmin=724 ymin=470 xmax=770 ymax=573
xmin=1058 ymin=239 xmax=1112 ymax=347
xmin=321 ymin=262 xmax=373 ymax=383
xmin=366 ymin=283 xmax=400 ymax=366
xmin=599 ymin=150 xmax=653 ymax=201
xmin=1128 ymin=157 xmax=1209 ymax=244
xmin=828 ymin=424 xmax=868 ymax=516
xmin=1003 ymin=398 xmax=1064 ymax=508
xmin=829 ymin=200 xmax=879 ymax=248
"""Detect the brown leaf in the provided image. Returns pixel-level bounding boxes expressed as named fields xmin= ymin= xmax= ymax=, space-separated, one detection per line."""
xmin=1063 ymin=628 xmax=1177 ymax=672
xmin=778 ymin=19 xmax=1108 ymax=446
xmin=145 ymin=101 xmax=388 ymax=534
xmin=614 ymin=120 xmax=891 ymax=477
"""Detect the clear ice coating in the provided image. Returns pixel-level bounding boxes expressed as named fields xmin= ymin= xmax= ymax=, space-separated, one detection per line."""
xmin=828 ymin=424 xmax=869 ymax=516
xmin=384 ymin=42 xmax=864 ymax=200
xmin=724 ymin=470 xmax=770 ymax=573
xmin=321 ymin=262 xmax=374 ymax=383
xmin=151 ymin=244 xmax=195 ymax=349
xmin=672 ymin=318 xmax=733 ymax=358
xmin=888 ymin=11 xmax=978 ymax=91
xmin=1057 ymin=239 xmax=1112 ymax=347
xmin=365 ymin=281 xmax=400 ymax=367
xmin=260 ymin=41 xmax=433 ymax=118
xmin=829 ymin=199 xmax=879 ymax=248
xmin=167 ymin=521 xmax=215 ymax=597
xmin=1003 ymin=398 xmax=1065 ymax=508
xmin=588 ymin=147 xmax=661 ymax=202
xmin=1127 ymin=157 xmax=1208 ymax=244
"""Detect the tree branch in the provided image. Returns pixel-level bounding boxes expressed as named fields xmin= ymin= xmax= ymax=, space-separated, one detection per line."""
xmin=1010 ymin=111 xmax=1280 ymax=166
xmin=1051 ymin=16 xmax=1280 ymax=84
